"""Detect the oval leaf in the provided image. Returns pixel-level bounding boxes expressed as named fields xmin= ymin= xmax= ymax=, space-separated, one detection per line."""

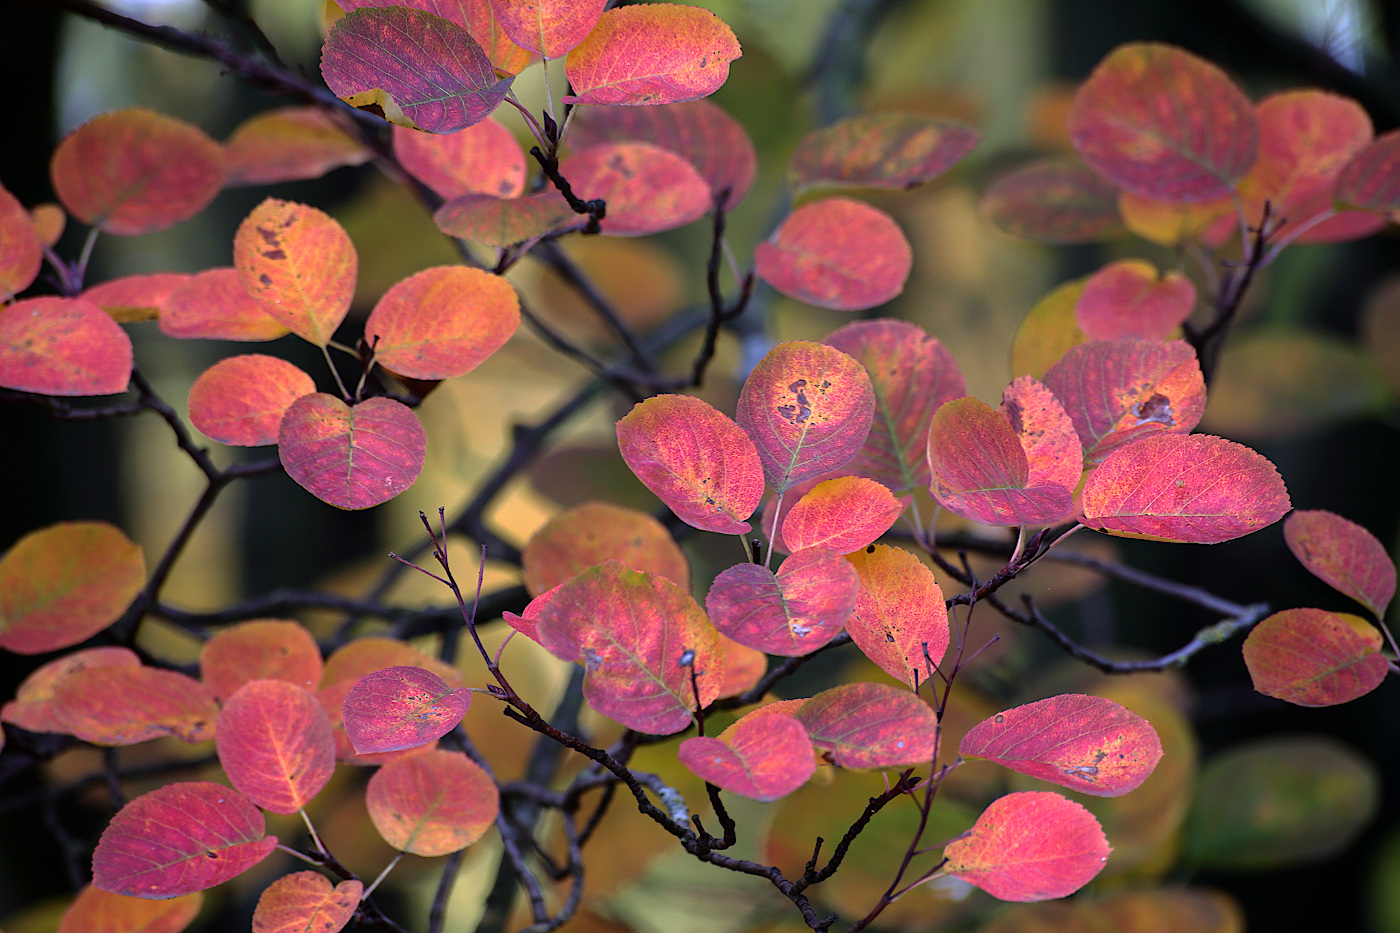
xmin=1068 ymin=42 xmax=1257 ymax=202
xmin=0 ymin=181 xmax=42 ymax=299
xmin=1336 ymin=128 xmax=1400 ymax=213
xmin=0 ymin=296 xmax=133 ymax=396
xmin=846 ymin=544 xmax=949 ymax=690
xmin=616 ymin=394 xmax=765 ymax=534
xmin=1075 ymin=259 xmax=1196 ymax=341
xmin=795 ymin=682 xmax=938 ymax=769
xmin=364 ymin=266 xmax=519 ymax=379
xmin=58 ymin=885 xmax=203 ymax=933
xmin=980 ymin=157 xmax=1126 ymax=242
xmin=735 ymin=341 xmax=875 ymax=492
xmin=1284 ymin=509 xmax=1396 ymax=617
xmin=488 ymin=0 xmax=604 ymax=57
xmin=1000 ymin=375 xmax=1083 ymax=493
xmin=782 ymin=476 xmax=903 ymax=554
xmin=342 ymin=665 xmax=471 ymax=755
xmin=2 ymin=646 xmax=140 ymax=735
xmin=706 ymin=548 xmax=859 ymax=657
xmin=563 ymin=4 xmax=740 ymax=106
xmin=0 ymin=521 xmax=145 ymax=654
xmin=789 ymin=113 xmax=980 ymax=192
xmin=365 ymin=748 xmax=499 ymax=855
xmin=755 ymin=198 xmax=911 ymax=311
xmin=335 ymin=0 xmax=532 ymax=75
xmin=1242 ymin=608 xmax=1388 ymax=707
xmin=83 ymin=272 xmax=192 ymax=324
xmin=523 ymin=501 xmax=689 ymax=596
xmin=50 ymin=108 xmax=225 ymax=235
xmin=189 ymin=355 xmax=316 ymax=447
xmin=559 ymin=143 xmax=711 ymax=236
xmin=224 ymin=106 xmax=370 ymax=186
xmin=392 ymin=119 xmax=525 ymax=200
xmin=944 ymin=791 xmax=1110 ymax=901
xmin=200 ymin=619 xmax=324 ymax=702
xmin=159 ymin=268 xmax=290 ymax=342
xmin=678 ymin=713 xmax=815 ymax=802
xmin=321 ymin=8 xmax=513 ymax=134
xmin=52 ymin=665 xmax=219 ymax=745
xmin=216 ymin=680 xmax=336 ymax=814
xmin=278 ymin=394 xmax=426 ymax=510
xmin=92 ymin=782 xmax=277 ymax=898
xmin=434 ymin=192 xmax=572 ymax=246
xmin=960 ymin=694 xmax=1163 ymax=797
xmin=1081 ymin=434 xmax=1290 ymax=543
xmin=252 ymin=872 xmax=362 ymax=933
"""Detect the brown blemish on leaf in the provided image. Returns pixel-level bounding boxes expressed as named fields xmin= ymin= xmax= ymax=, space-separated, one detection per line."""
xmin=776 ymin=379 xmax=813 ymax=424
xmin=1003 ymin=398 xmax=1024 ymax=434
xmin=1132 ymin=392 xmax=1175 ymax=426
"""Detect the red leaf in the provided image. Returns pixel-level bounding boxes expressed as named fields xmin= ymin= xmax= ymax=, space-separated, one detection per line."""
xmin=92 ymin=782 xmax=277 ymax=898
xmin=563 ymin=4 xmax=740 ymax=106
xmin=705 ymin=547 xmax=859 ymax=657
xmin=782 ymin=477 xmax=903 ymax=554
xmin=1242 ymin=608 xmax=1388 ymax=707
xmin=960 ymin=694 xmax=1164 ymax=797
xmin=216 ymin=680 xmax=336 ymax=814
xmin=335 ymin=0 xmax=532 ymax=75
xmin=82 ymin=272 xmax=192 ymax=324
xmin=1068 ymin=42 xmax=1257 ymax=202
xmin=1000 ymin=376 xmax=1083 ymax=494
xmin=0 ymin=181 xmax=42 ymax=299
xmin=50 ymin=108 xmax=225 ymax=235
xmin=1336 ymin=128 xmax=1400 ymax=213
xmin=0 ymin=296 xmax=133 ymax=396
xmin=200 ymin=619 xmax=324 ymax=702
xmin=1284 ymin=509 xmax=1396 ymax=617
xmin=795 ymin=682 xmax=938 ymax=768
xmin=559 ymin=143 xmax=711 ymax=236
xmin=615 ymin=394 xmax=765 ymax=534
xmin=532 ymin=561 xmax=721 ymax=734
xmin=252 ymin=872 xmax=361 ymax=933
xmin=364 ymin=266 xmax=519 ymax=379
xmin=678 ymin=713 xmax=815 ymax=801
xmin=789 ymin=113 xmax=980 ymax=192
xmin=488 ymin=0 xmax=604 ymax=57
xmin=433 ymin=193 xmax=572 ymax=246
xmin=735 ymin=341 xmax=875 ymax=492
xmin=234 ymin=199 xmax=357 ymax=348
xmin=159 ymin=268 xmax=290 ymax=342
xmin=824 ymin=319 xmax=965 ymax=492
xmin=320 ymin=8 xmax=513 ymax=134
xmin=278 ymin=394 xmax=426 ymax=510
xmin=224 ymin=107 xmax=370 ymax=186
xmin=943 ymin=791 xmax=1110 ymax=901
xmin=365 ymin=749 xmax=499 ymax=855
xmin=569 ymin=99 xmax=756 ymax=206
xmin=0 ymin=521 xmax=145 ymax=654
xmin=980 ymin=157 xmax=1126 ymax=242
xmin=53 ymin=665 xmax=219 ymax=746
xmin=1075 ymin=259 xmax=1196 ymax=341
xmin=58 ymin=885 xmax=203 ymax=933
xmin=188 ymin=355 xmax=316 ymax=447
xmin=392 ymin=120 xmax=525 ymax=200
xmin=2 ymin=646 xmax=140 ymax=735
xmin=522 ymin=501 xmax=689 ymax=596
xmin=1042 ymin=339 xmax=1205 ymax=464
xmin=926 ymin=397 xmax=1075 ymax=527
xmin=342 ymin=665 xmax=471 ymax=755
xmin=845 ymin=544 xmax=948 ymax=689
xmin=755 ymin=198 xmax=911 ymax=311
xmin=1081 ymin=434 xmax=1290 ymax=543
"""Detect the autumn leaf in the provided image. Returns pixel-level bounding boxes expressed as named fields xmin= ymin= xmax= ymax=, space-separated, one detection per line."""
xmin=216 ymin=680 xmax=336 ymax=813
xmin=1242 ymin=608 xmax=1388 ymax=707
xmin=755 ymin=198 xmax=911 ymax=311
xmin=364 ymin=266 xmax=519 ymax=379
xmin=0 ymin=297 xmax=133 ymax=397
xmin=199 ymin=619 xmax=324 ymax=701
xmin=795 ymin=682 xmax=938 ymax=769
xmin=252 ymin=872 xmax=361 ymax=933
xmin=980 ymin=157 xmax=1126 ymax=242
xmin=278 ymin=394 xmax=426 ymax=510
xmin=845 ymin=544 xmax=948 ymax=689
xmin=781 ymin=476 xmax=904 ymax=554
xmin=788 ymin=112 xmax=980 ymax=192
xmin=678 ymin=712 xmax=815 ymax=801
xmin=224 ymin=106 xmax=370 ymax=186
xmin=522 ymin=501 xmax=689 ymax=596
xmin=341 ymin=666 xmax=472 ymax=755
xmin=706 ymin=547 xmax=859 ymax=657
xmin=365 ymin=749 xmax=499 ymax=855
xmin=563 ymin=4 xmax=740 ymax=106
xmin=1283 ymin=509 xmax=1396 ymax=618
xmin=58 ymin=885 xmax=203 ymax=933
xmin=188 ymin=355 xmax=316 ymax=447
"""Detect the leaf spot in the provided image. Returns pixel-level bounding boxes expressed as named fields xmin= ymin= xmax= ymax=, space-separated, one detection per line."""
xmin=1132 ymin=392 xmax=1175 ymax=426
xmin=994 ymin=714 xmax=1004 ymax=723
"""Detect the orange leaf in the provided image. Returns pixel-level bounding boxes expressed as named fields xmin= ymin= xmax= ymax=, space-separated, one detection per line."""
xmin=706 ymin=547 xmax=859 ymax=657
xmin=0 ymin=296 xmax=133 ymax=396
xmin=52 ymin=665 xmax=218 ymax=745
xmin=433 ymin=193 xmax=573 ymax=246
xmin=252 ymin=872 xmax=361 ymax=933
xmin=755 ymin=198 xmax=911 ymax=311
xmin=560 ymin=143 xmax=711 ymax=236
xmin=781 ymin=476 xmax=903 ymax=554
xmin=1242 ymin=608 xmax=1388 ymax=707
xmin=366 ymin=749 xmax=499 ymax=855
xmin=189 ymin=355 xmax=316 ymax=447
xmin=1075 ymin=259 xmax=1196 ymax=341
xmin=392 ymin=119 xmax=525 ymax=200
xmin=0 ymin=521 xmax=144 ymax=655
xmin=2 ymin=646 xmax=140 ymax=734
xmin=224 ymin=107 xmax=370 ymax=186
xmin=563 ymin=4 xmax=740 ymax=106
xmin=1284 ymin=509 xmax=1396 ymax=617
xmin=795 ymin=682 xmax=938 ymax=769
xmin=488 ymin=0 xmax=605 ymax=57
xmin=980 ymin=157 xmax=1126 ymax=242
xmin=58 ymin=885 xmax=203 ymax=933
xmin=523 ymin=501 xmax=689 ymax=596
xmin=678 ymin=712 xmax=815 ymax=801
xmin=160 ymin=268 xmax=290 ymax=341
xmin=1116 ymin=190 xmax=1233 ymax=247
xmin=83 ymin=272 xmax=192 ymax=325
xmin=200 ymin=619 xmax=324 ymax=702
xmin=278 ymin=394 xmax=426 ymax=510
xmin=845 ymin=544 xmax=948 ymax=689
xmin=1000 ymin=375 xmax=1082 ymax=493
xmin=0 ymin=181 xmax=42 ymax=300
xmin=788 ymin=112 xmax=980 ymax=192
xmin=216 ymin=680 xmax=336 ymax=813
xmin=364 ymin=266 xmax=519 ymax=379
xmin=50 ymin=108 xmax=225 ymax=235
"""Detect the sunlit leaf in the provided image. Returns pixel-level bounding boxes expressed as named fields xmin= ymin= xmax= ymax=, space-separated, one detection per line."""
xmin=251 ymin=872 xmax=361 ymax=933
xmin=58 ymin=885 xmax=203 ymax=933
xmin=845 ymin=544 xmax=948 ymax=689
xmin=52 ymin=665 xmax=218 ymax=745
xmin=188 ymin=355 xmax=316 ymax=447
xmin=735 ymin=341 xmax=875 ymax=492
xmin=1010 ymin=278 xmax=1088 ymax=381
xmin=278 ymin=394 xmax=426 ymax=510
xmin=980 ymin=157 xmax=1126 ymax=242
xmin=321 ymin=8 xmax=512 ymax=133
xmin=0 ymin=296 xmax=133 ymax=396
xmin=83 ymin=272 xmax=191 ymax=325
xmin=825 ymin=318 xmax=965 ymax=492
xmin=2 ymin=646 xmax=139 ymax=735
xmin=0 ymin=521 xmax=144 ymax=654
xmin=159 ymin=268 xmax=290 ymax=342
xmin=433 ymin=192 xmax=572 ymax=246
xmin=781 ymin=476 xmax=903 ymax=554
xmin=559 ymin=143 xmax=712 ymax=236
xmin=961 ymin=694 xmax=1163 ymax=797
xmin=1242 ymin=608 xmax=1388 ymax=707
xmin=755 ymin=198 xmax=911 ymax=311
xmin=365 ymin=266 xmax=518 ymax=379
xmin=788 ymin=112 xmax=979 ymax=192
xmin=563 ymin=4 xmax=741 ymax=105
xmin=1000 ymin=375 xmax=1082 ymax=493
xmin=705 ymin=547 xmax=859 ymax=656
xmin=0 ymin=181 xmax=41 ymax=299
xmin=615 ymin=394 xmax=765 ymax=534
xmin=1335 ymin=128 xmax=1400 ymax=213
xmin=234 ymin=199 xmax=356 ymax=348
xmin=1283 ymin=509 xmax=1396 ymax=617
xmin=200 ymin=619 xmax=324 ymax=702
xmin=678 ymin=712 xmax=815 ymax=801
xmin=50 ymin=108 xmax=225 ymax=235
xmin=1069 ymin=42 xmax=1257 ymax=202
xmin=391 ymin=119 xmax=525 ymax=200
xmin=795 ymin=682 xmax=938 ymax=768
xmin=943 ymin=791 xmax=1110 ymax=901
xmin=1042 ymin=339 xmax=1205 ymax=463
xmin=216 ymin=680 xmax=335 ymax=813
xmin=523 ymin=501 xmax=689 ymax=596
xmin=1075 ymin=259 xmax=1196 ymax=341
xmin=488 ymin=0 xmax=604 ymax=57
xmin=1080 ymin=434 xmax=1290 ymax=543
xmin=342 ymin=665 xmax=471 ymax=754
xmin=224 ymin=107 xmax=370 ymax=186
xmin=92 ymin=782 xmax=277 ymax=898
xmin=365 ymin=749 xmax=499 ymax=855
